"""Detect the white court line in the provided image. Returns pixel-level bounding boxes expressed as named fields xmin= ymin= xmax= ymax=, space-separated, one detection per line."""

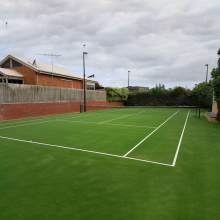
xmin=123 ymin=109 xmax=180 ymax=157
xmin=0 ymin=120 xmax=56 ymax=129
xmin=0 ymin=112 xmax=98 ymax=127
xmin=0 ymin=136 xmax=172 ymax=167
xmin=99 ymin=111 xmax=145 ymax=124
xmin=172 ymin=110 xmax=190 ymax=167
xmin=0 ymin=113 xmax=99 ymax=129
xmin=0 ymin=112 xmax=79 ymax=125
xmin=56 ymin=119 xmax=157 ymax=129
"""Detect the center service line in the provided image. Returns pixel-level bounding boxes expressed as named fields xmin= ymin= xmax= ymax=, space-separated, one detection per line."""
xmin=99 ymin=111 xmax=145 ymax=124
xmin=123 ymin=109 xmax=180 ymax=157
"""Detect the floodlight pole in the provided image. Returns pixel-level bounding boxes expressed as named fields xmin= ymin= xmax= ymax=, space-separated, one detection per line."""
xmin=128 ymin=71 xmax=130 ymax=87
xmin=83 ymin=52 xmax=88 ymax=112
xmin=205 ymin=64 xmax=208 ymax=83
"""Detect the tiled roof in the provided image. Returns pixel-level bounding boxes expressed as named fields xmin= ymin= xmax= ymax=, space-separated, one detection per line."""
xmin=0 ymin=55 xmax=96 ymax=83
xmin=0 ymin=68 xmax=23 ymax=78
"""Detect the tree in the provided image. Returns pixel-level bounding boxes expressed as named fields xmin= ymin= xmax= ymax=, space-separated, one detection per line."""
xmin=212 ymin=48 xmax=220 ymax=121
xmin=211 ymin=49 xmax=220 ymax=79
xmin=192 ymin=82 xmax=213 ymax=108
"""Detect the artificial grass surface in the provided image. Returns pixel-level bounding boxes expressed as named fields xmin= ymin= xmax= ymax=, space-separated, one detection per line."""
xmin=0 ymin=108 xmax=220 ymax=219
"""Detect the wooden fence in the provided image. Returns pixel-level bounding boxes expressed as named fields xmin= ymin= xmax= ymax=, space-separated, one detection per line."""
xmin=0 ymin=83 xmax=106 ymax=103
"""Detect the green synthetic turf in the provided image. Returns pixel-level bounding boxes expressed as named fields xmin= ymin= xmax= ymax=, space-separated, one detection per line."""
xmin=0 ymin=108 xmax=219 ymax=219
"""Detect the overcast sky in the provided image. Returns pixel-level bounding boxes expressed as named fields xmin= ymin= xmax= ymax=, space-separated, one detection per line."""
xmin=1 ymin=0 xmax=220 ymax=89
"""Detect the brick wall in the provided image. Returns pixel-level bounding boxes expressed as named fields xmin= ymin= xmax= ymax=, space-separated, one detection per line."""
xmin=37 ymin=74 xmax=85 ymax=89
xmin=212 ymin=100 xmax=218 ymax=115
xmin=0 ymin=101 xmax=124 ymax=121
xmin=13 ymin=65 xmax=37 ymax=85
xmin=12 ymin=65 xmax=86 ymax=89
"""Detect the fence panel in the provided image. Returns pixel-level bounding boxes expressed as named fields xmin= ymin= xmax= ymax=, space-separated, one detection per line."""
xmin=0 ymin=83 xmax=106 ymax=103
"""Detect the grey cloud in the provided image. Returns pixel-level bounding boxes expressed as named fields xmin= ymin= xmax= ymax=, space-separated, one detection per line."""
xmin=0 ymin=0 xmax=220 ymax=89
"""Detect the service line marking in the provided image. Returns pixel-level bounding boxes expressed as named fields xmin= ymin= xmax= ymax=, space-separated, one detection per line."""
xmin=0 ymin=136 xmax=172 ymax=167
xmin=99 ymin=111 xmax=145 ymax=124
xmin=123 ymin=109 xmax=180 ymax=157
xmin=172 ymin=110 xmax=190 ymax=167
xmin=56 ymin=119 xmax=157 ymax=129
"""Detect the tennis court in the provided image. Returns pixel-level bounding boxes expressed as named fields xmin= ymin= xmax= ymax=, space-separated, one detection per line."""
xmin=0 ymin=107 xmax=190 ymax=167
xmin=1 ymin=107 xmax=220 ymax=219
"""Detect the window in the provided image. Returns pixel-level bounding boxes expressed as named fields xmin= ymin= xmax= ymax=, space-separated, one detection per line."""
xmin=8 ymin=79 xmax=23 ymax=84
xmin=12 ymin=59 xmax=22 ymax=68
xmin=1 ymin=59 xmax=22 ymax=68
xmin=2 ymin=60 xmax=10 ymax=68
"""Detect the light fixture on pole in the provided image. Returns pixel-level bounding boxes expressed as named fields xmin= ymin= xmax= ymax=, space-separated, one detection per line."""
xmin=205 ymin=64 xmax=208 ymax=83
xmin=128 ymin=71 xmax=130 ymax=87
xmin=83 ymin=51 xmax=88 ymax=112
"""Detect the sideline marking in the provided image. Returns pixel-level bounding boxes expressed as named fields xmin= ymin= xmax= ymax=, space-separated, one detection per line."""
xmin=0 ymin=136 xmax=172 ymax=167
xmin=0 ymin=113 xmax=98 ymax=129
xmin=0 ymin=112 xmax=80 ymax=125
xmin=123 ymin=109 xmax=180 ymax=157
xmin=99 ymin=111 xmax=145 ymax=124
xmin=172 ymin=110 xmax=190 ymax=167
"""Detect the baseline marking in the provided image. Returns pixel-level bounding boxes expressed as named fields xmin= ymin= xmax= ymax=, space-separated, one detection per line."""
xmin=99 ymin=111 xmax=145 ymax=124
xmin=172 ymin=110 xmax=190 ymax=167
xmin=0 ymin=136 xmax=172 ymax=167
xmin=123 ymin=109 xmax=180 ymax=157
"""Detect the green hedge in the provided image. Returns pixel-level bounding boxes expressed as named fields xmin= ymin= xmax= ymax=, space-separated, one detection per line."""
xmin=125 ymin=85 xmax=213 ymax=108
xmin=105 ymin=87 xmax=129 ymax=102
xmin=213 ymin=76 xmax=220 ymax=121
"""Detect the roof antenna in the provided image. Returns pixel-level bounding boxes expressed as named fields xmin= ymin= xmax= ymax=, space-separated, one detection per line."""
xmin=36 ymin=54 xmax=61 ymax=82
xmin=33 ymin=59 xmax=36 ymax=66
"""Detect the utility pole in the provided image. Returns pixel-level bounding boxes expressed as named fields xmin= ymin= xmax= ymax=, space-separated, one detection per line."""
xmin=205 ymin=64 xmax=208 ymax=83
xmin=83 ymin=51 xmax=88 ymax=112
xmin=128 ymin=71 xmax=130 ymax=87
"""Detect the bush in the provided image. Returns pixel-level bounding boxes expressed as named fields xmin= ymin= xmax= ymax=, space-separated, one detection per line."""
xmin=105 ymin=87 xmax=129 ymax=102
xmin=125 ymin=84 xmax=214 ymax=108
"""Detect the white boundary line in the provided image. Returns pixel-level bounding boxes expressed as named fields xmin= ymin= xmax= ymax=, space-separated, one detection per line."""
xmin=0 ymin=120 xmax=56 ymax=129
xmin=0 ymin=136 xmax=172 ymax=167
xmin=0 ymin=113 xmax=97 ymax=126
xmin=0 ymin=113 xmax=99 ymax=129
xmin=123 ymin=109 xmax=180 ymax=157
xmin=99 ymin=111 xmax=145 ymax=123
xmin=0 ymin=110 xmax=190 ymax=167
xmin=172 ymin=110 xmax=190 ymax=167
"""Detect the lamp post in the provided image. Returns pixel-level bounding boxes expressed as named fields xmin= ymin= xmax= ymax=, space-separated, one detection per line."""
xmin=128 ymin=71 xmax=130 ymax=87
xmin=205 ymin=64 xmax=208 ymax=83
xmin=83 ymin=51 xmax=88 ymax=112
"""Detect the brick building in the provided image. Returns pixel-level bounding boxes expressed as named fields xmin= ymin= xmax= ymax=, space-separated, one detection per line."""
xmin=0 ymin=54 xmax=98 ymax=90
xmin=127 ymin=86 xmax=149 ymax=93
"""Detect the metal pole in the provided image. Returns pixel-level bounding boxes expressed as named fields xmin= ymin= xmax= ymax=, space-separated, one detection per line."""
xmin=83 ymin=52 xmax=88 ymax=112
xmin=205 ymin=64 xmax=208 ymax=83
xmin=128 ymin=71 xmax=130 ymax=87
xmin=51 ymin=56 xmax=53 ymax=82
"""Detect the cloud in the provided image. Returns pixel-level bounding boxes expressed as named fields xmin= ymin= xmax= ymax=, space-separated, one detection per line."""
xmin=0 ymin=0 xmax=220 ymax=89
